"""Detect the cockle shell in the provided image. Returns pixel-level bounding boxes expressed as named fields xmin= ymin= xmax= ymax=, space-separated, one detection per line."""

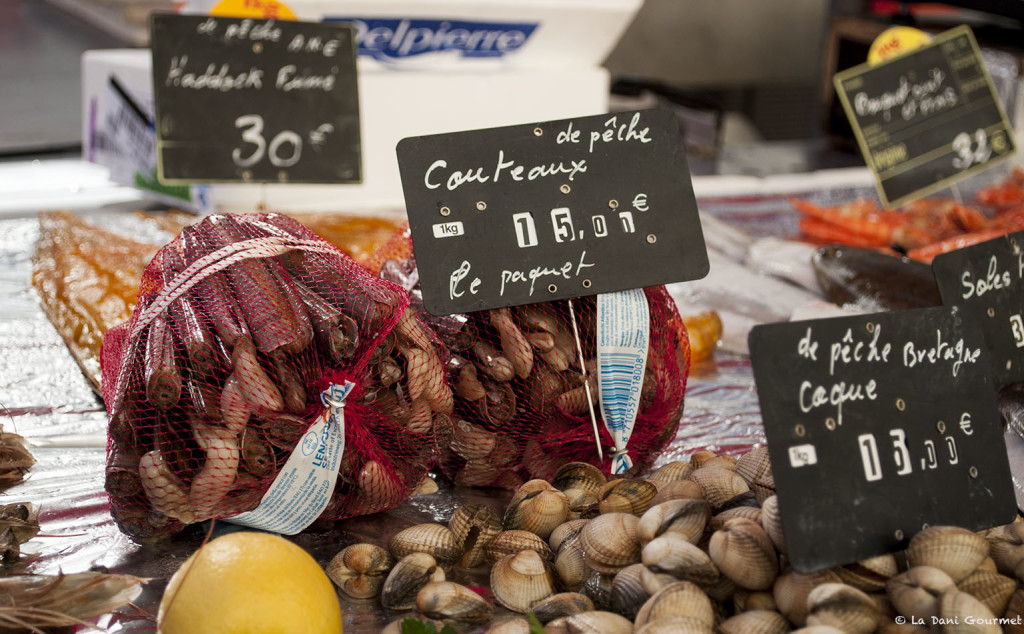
xmin=710 ymin=506 xmax=762 ymax=532
xmin=805 ymin=583 xmax=881 ymax=634
xmin=551 ymin=520 xmax=589 ymax=591
xmin=449 ymin=503 xmax=503 ymax=568
xmin=490 ymin=549 xmax=559 ymax=613
xmin=325 ymin=543 xmax=394 ymax=599
xmin=549 ymin=519 xmax=589 ymax=551
xmin=563 ymin=488 xmax=598 ymax=519
xmin=718 ymin=609 xmax=790 ymax=634
xmin=648 ymin=460 xmax=693 ymax=482
xmin=634 ymin=580 xmax=715 ymax=629
xmin=609 ymin=563 xmax=650 ymax=621
xmin=530 ymin=592 xmax=594 ymax=624
xmin=906 ymin=525 xmax=989 ymax=582
xmin=597 ymin=478 xmax=658 ymax=516
xmin=689 ymin=466 xmax=750 ymax=510
xmin=642 ymin=533 xmax=719 ymax=585
xmin=733 ymin=446 xmax=775 ymax=503
xmin=700 ymin=454 xmax=737 ymax=471
xmin=1004 ymin=588 xmax=1024 ymax=629
xmin=688 ymin=451 xmax=717 ymax=468
xmin=485 ymin=530 xmax=553 ymax=563
xmin=579 ymin=512 xmax=642 ymax=574
xmin=380 ymin=552 xmax=446 ymax=610
xmin=886 ymin=565 xmax=955 ymax=622
xmin=388 ymin=523 xmax=462 ymax=569
xmin=545 ymin=611 xmax=633 ymax=634
xmin=759 ymin=495 xmax=786 ymax=554
xmin=503 ymin=481 xmax=569 ymax=539
xmin=415 ymin=580 xmax=494 ymax=623
xmin=635 ymin=616 xmax=714 ymax=634
xmin=641 ymin=566 xmax=679 ymax=596
xmin=638 ymin=499 xmax=709 ymax=545
xmin=957 ymin=569 xmax=1016 ymax=615
xmin=451 ymin=419 xmax=497 ymax=461
xmin=551 ymin=462 xmax=607 ymax=495
xmin=835 ymin=554 xmax=900 ymax=592
xmin=936 ymin=589 xmax=1000 ymax=633
xmin=709 ymin=517 xmax=778 ymax=591
xmin=732 ymin=589 xmax=777 ymax=613
xmin=649 ymin=479 xmax=705 ymax=506
xmin=580 ymin=571 xmax=615 ymax=611
xmin=983 ymin=522 xmax=1024 ymax=576
xmin=773 ymin=569 xmax=844 ymax=626
xmin=486 ymin=617 xmax=532 ymax=634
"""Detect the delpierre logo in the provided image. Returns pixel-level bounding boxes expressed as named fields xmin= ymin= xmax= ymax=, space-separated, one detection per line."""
xmin=325 ymin=17 xmax=538 ymax=61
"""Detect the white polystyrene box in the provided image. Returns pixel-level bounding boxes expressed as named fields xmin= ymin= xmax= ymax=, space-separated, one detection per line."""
xmin=82 ymin=49 xmax=610 ymax=213
xmin=181 ymin=0 xmax=642 ymax=70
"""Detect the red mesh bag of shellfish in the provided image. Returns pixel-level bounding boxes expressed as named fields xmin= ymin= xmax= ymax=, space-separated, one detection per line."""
xmin=371 ymin=226 xmax=690 ymax=489
xmin=100 ymin=213 xmax=451 ymax=541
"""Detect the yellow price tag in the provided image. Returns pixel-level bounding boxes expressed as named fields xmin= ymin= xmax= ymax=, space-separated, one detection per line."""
xmin=867 ymin=26 xmax=932 ymax=65
xmin=209 ymin=0 xmax=297 ymax=20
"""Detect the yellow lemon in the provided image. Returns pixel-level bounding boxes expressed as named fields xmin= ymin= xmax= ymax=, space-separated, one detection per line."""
xmin=158 ymin=531 xmax=342 ymax=634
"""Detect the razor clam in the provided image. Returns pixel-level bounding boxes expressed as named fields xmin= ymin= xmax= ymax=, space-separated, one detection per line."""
xmin=325 ymin=543 xmax=393 ymax=600
xmin=380 ymin=552 xmax=445 ymax=610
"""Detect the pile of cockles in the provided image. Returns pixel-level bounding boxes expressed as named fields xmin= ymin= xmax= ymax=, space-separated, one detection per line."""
xmin=325 ymin=446 xmax=1024 ymax=633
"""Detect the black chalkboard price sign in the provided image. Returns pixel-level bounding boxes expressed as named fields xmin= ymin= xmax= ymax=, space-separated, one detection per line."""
xmin=933 ymin=230 xmax=1024 ymax=387
xmin=749 ymin=307 xmax=1014 ymax=573
xmin=396 ymin=109 xmax=709 ymax=316
xmin=151 ymin=14 xmax=361 ymax=184
xmin=834 ymin=25 xmax=1016 ymax=207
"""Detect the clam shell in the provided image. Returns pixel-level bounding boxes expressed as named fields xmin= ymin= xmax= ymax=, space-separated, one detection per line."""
xmin=449 ymin=504 xmax=503 ymax=568
xmin=984 ymin=522 xmax=1024 ymax=576
xmin=708 ymin=517 xmax=778 ymax=591
xmin=640 ymin=565 xmax=679 ymax=596
xmin=530 ymin=591 xmax=594 ymax=623
xmin=455 ymin=459 xmax=501 ymax=486
xmin=486 ymin=530 xmax=554 ymax=563
xmin=835 ymin=554 xmax=900 ymax=592
xmin=710 ymin=506 xmax=762 ymax=532
xmin=907 ymin=526 xmax=989 ymax=582
xmin=504 ymin=485 xmax=569 ymax=539
xmin=1004 ymin=587 xmax=1024 ymax=628
xmin=550 ymin=519 xmax=589 ymax=551
xmin=552 ymin=462 xmax=607 ymax=494
xmin=635 ymin=616 xmax=714 ymax=634
xmin=415 ymin=580 xmax=494 ymax=622
xmin=759 ymin=495 xmax=786 ymax=554
xmin=805 ymin=582 xmax=881 ymax=634
xmin=648 ymin=460 xmax=693 ymax=482
xmin=702 ymin=573 xmax=739 ymax=603
xmin=380 ymin=552 xmax=445 ymax=610
xmin=734 ymin=446 xmax=771 ymax=486
xmin=957 ymin=569 xmax=1015 ymax=615
xmin=638 ymin=499 xmax=709 ymax=545
xmin=610 ymin=563 xmax=650 ymax=621
xmin=700 ymin=454 xmax=737 ymax=470
xmin=642 ymin=533 xmax=719 ymax=585
xmin=732 ymin=590 xmax=777 ymax=613
xmin=325 ymin=543 xmax=394 ymax=599
xmin=718 ymin=609 xmax=790 ymax=634
xmin=937 ymin=589 xmax=1000 ymax=633
xmin=491 ymin=549 xmax=559 ymax=613
xmin=598 ymin=478 xmax=658 ymax=516
xmin=886 ymin=565 xmax=956 ymax=622
xmin=554 ymin=540 xmax=588 ymax=591
xmin=579 ymin=512 xmax=642 ymax=574
xmin=451 ymin=419 xmax=497 ymax=460
xmin=634 ymin=580 xmax=715 ymax=629
xmin=563 ymin=488 xmax=599 ymax=519
xmin=689 ymin=450 xmax=718 ymax=468
xmin=545 ymin=611 xmax=633 ymax=634
xmin=388 ymin=523 xmax=462 ymax=569
xmin=486 ymin=617 xmax=532 ymax=634
xmin=690 ymin=466 xmax=750 ymax=510
xmin=580 ymin=571 xmax=615 ymax=611
xmin=649 ymin=479 xmax=705 ymax=506
xmin=773 ymin=569 xmax=844 ymax=626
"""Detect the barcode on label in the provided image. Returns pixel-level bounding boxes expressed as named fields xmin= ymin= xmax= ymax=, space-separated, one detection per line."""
xmin=599 ymin=351 xmax=644 ymax=429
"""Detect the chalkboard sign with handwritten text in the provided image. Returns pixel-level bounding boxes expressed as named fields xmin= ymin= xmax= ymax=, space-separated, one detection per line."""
xmin=151 ymin=14 xmax=360 ymax=184
xmin=834 ymin=25 xmax=1016 ymax=207
xmin=749 ymin=307 xmax=1014 ymax=573
xmin=396 ymin=109 xmax=709 ymax=316
xmin=933 ymin=230 xmax=1024 ymax=387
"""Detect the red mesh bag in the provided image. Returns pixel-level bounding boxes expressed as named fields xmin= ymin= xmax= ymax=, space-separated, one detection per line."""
xmin=101 ymin=214 xmax=451 ymax=541
xmin=373 ymin=228 xmax=690 ymax=488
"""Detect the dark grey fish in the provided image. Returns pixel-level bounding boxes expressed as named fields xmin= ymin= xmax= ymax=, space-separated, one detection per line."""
xmin=811 ymin=245 xmax=941 ymax=312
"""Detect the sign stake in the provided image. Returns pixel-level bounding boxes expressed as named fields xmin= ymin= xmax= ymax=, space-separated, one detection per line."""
xmin=568 ymin=298 xmax=603 ymax=463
